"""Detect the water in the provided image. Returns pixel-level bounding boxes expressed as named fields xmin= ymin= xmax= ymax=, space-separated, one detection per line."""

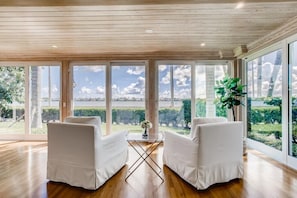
xmin=42 ymin=100 xmax=183 ymax=108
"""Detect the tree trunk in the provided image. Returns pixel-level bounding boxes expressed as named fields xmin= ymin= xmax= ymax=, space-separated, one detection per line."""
xmin=267 ymin=50 xmax=282 ymax=97
xmin=31 ymin=67 xmax=42 ymax=128
xmin=257 ymin=58 xmax=262 ymax=97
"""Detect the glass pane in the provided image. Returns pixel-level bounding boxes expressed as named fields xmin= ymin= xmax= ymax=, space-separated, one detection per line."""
xmin=72 ymin=65 xmax=106 ymax=134
xmin=158 ymin=65 xmax=191 ymax=134
xmin=0 ymin=66 xmax=25 ymax=134
xmin=289 ymin=40 xmax=297 ymax=157
xmin=111 ymin=65 xmax=145 ymax=133
xmin=195 ymin=64 xmax=228 ymax=118
xmin=30 ymin=66 xmax=60 ymax=134
xmin=247 ymin=49 xmax=282 ymax=151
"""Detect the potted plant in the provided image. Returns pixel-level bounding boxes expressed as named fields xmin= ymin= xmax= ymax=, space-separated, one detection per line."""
xmin=140 ymin=120 xmax=152 ymax=138
xmin=214 ymin=76 xmax=247 ymax=121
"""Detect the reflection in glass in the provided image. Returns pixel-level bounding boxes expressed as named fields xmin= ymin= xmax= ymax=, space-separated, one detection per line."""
xmin=289 ymin=41 xmax=297 ymax=157
xmin=195 ymin=64 xmax=228 ymax=118
xmin=247 ymin=49 xmax=282 ymax=150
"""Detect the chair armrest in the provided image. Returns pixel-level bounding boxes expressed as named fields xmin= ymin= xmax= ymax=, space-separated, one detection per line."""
xmin=163 ymin=132 xmax=198 ymax=166
xmin=100 ymin=131 xmax=128 ymax=163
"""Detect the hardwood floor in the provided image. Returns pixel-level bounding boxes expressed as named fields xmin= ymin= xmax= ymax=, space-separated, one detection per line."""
xmin=1 ymin=141 xmax=297 ymax=198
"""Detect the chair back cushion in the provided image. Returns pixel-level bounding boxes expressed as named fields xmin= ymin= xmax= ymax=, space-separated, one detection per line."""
xmin=190 ymin=117 xmax=227 ymax=140
xmin=64 ymin=116 xmax=102 ymax=135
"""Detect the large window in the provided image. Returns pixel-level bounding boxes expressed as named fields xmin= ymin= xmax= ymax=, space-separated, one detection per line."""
xmin=195 ymin=64 xmax=228 ymax=118
xmin=30 ymin=66 xmax=61 ymax=134
xmin=247 ymin=49 xmax=283 ymax=151
xmin=71 ymin=63 xmax=146 ymax=134
xmin=111 ymin=64 xmax=146 ymax=133
xmin=0 ymin=64 xmax=60 ymax=136
xmin=289 ymin=40 xmax=297 ymax=157
xmin=158 ymin=64 xmax=191 ymax=134
xmin=0 ymin=66 xmax=25 ymax=135
xmin=72 ymin=65 xmax=106 ymax=133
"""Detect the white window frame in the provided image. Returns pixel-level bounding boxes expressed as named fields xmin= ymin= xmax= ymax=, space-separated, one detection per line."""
xmin=0 ymin=61 xmax=61 ymax=140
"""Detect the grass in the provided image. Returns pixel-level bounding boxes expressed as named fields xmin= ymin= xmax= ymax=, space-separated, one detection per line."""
xmin=0 ymin=120 xmax=190 ymax=135
xmin=249 ymin=123 xmax=282 ymax=151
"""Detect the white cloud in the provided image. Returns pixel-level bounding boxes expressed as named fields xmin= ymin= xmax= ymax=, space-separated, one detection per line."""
xmin=96 ymin=86 xmax=105 ymax=94
xmin=159 ymin=88 xmax=191 ymax=99
xmin=80 ymin=86 xmax=92 ymax=94
xmin=159 ymin=65 xmax=167 ymax=72
xmin=85 ymin=66 xmax=104 ymax=73
xmin=126 ymin=66 xmax=145 ymax=75
xmin=112 ymin=84 xmax=120 ymax=97
xmin=52 ymin=86 xmax=58 ymax=93
xmin=41 ymin=85 xmax=59 ymax=98
xmin=122 ymin=77 xmax=145 ymax=95
xmin=176 ymin=88 xmax=191 ymax=99
xmin=161 ymin=72 xmax=170 ymax=85
xmin=173 ymin=66 xmax=191 ymax=87
xmin=160 ymin=66 xmax=191 ymax=87
xmin=159 ymin=90 xmax=170 ymax=98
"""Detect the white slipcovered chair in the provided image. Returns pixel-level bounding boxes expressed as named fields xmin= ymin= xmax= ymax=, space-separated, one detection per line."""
xmin=163 ymin=117 xmax=243 ymax=190
xmin=47 ymin=116 xmax=128 ymax=190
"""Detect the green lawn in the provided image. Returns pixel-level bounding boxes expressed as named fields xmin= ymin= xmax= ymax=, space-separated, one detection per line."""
xmin=249 ymin=123 xmax=282 ymax=150
xmin=0 ymin=121 xmax=190 ymax=135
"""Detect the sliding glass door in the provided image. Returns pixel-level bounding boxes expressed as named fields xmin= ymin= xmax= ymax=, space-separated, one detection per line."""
xmin=246 ymin=49 xmax=283 ymax=153
xmin=195 ymin=63 xmax=228 ymax=118
xmin=70 ymin=62 xmax=146 ymax=134
xmin=71 ymin=64 xmax=106 ymax=134
xmin=0 ymin=66 xmax=25 ymax=135
xmin=111 ymin=63 xmax=146 ymax=133
xmin=30 ymin=65 xmax=61 ymax=134
xmin=0 ymin=63 xmax=61 ymax=137
xmin=158 ymin=64 xmax=192 ymax=134
xmin=289 ymin=40 xmax=297 ymax=159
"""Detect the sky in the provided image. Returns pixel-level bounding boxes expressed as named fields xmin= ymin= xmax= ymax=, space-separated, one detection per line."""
xmin=40 ymin=64 xmax=228 ymax=100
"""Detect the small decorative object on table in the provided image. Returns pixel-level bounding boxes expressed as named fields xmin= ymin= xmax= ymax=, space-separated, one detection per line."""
xmin=140 ymin=120 xmax=152 ymax=138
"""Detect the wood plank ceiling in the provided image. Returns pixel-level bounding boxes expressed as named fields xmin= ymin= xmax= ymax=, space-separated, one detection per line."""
xmin=0 ymin=0 xmax=297 ymax=60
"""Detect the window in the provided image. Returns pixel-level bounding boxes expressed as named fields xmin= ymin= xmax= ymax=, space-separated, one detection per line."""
xmin=0 ymin=64 xmax=60 ymax=136
xmin=195 ymin=64 xmax=228 ymax=118
xmin=111 ymin=64 xmax=146 ymax=133
xmin=0 ymin=66 xmax=25 ymax=135
xmin=30 ymin=66 xmax=61 ymax=134
xmin=158 ymin=64 xmax=191 ymax=134
xmin=72 ymin=65 xmax=106 ymax=133
xmin=289 ymin=40 xmax=297 ymax=157
xmin=247 ymin=49 xmax=282 ymax=151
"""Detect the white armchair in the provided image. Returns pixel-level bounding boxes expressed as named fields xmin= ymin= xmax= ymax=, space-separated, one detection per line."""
xmin=47 ymin=116 xmax=128 ymax=190
xmin=163 ymin=117 xmax=243 ymax=190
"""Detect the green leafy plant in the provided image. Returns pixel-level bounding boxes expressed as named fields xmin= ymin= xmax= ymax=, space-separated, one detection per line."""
xmin=214 ymin=76 xmax=247 ymax=121
xmin=0 ymin=67 xmax=25 ymax=119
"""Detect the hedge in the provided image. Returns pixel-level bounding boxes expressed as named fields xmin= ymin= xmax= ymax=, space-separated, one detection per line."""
xmin=3 ymin=103 xmax=294 ymax=126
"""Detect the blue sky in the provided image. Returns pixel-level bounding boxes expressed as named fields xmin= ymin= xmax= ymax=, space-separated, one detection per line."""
xmin=41 ymin=64 xmax=221 ymax=100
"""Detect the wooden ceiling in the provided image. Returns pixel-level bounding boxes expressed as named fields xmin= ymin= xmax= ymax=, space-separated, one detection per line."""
xmin=0 ymin=0 xmax=297 ymax=60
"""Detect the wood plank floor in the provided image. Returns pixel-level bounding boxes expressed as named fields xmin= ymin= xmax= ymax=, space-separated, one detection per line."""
xmin=1 ymin=141 xmax=297 ymax=198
